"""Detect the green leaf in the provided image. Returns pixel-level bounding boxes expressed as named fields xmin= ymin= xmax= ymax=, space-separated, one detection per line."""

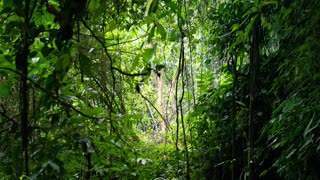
xmin=157 ymin=23 xmax=167 ymax=40
xmin=150 ymin=0 xmax=159 ymax=14
xmin=109 ymin=167 xmax=122 ymax=172
xmin=231 ymin=24 xmax=240 ymax=32
xmin=259 ymin=169 xmax=270 ymax=177
xmin=147 ymin=25 xmax=155 ymax=42
xmin=131 ymin=53 xmax=142 ymax=69
xmin=168 ymin=29 xmax=180 ymax=41
xmin=245 ymin=14 xmax=259 ymax=36
xmin=0 ymin=55 xmax=15 ymax=70
xmin=88 ymin=0 xmax=100 ymax=12
xmin=236 ymin=101 xmax=246 ymax=107
xmin=2 ymin=0 xmax=15 ymax=8
xmin=145 ymin=0 xmax=157 ymax=16
xmin=34 ymin=11 xmax=55 ymax=27
xmin=163 ymin=0 xmax=178 ymax=12
xmin=141 ymin=14 xmax=157 ymax=25
xmin=106 ymin=20 xmax=118 ymax=31
xmin=0 ymin=7 xmax=12 ymax=15
xmin=282 ymin=98 xmax=301 ymax=112
xmin=82 ymin=107 xmax=104 ymax=116
xmin=0 ymin=81 xmax=10 ymax=97
xmin=143 ymin=48 xmax=154 ymax=61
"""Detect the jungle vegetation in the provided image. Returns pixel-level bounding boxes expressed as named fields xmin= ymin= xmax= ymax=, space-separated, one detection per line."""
xmin=0 ymin=0 xmax=319 ymax=179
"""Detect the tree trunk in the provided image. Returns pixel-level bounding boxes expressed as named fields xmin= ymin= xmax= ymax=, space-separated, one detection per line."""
xmin=248 ymin=13 xmax=261 ymax=180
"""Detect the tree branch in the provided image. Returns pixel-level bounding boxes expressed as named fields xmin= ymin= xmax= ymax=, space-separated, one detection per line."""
xmin=0 ymin=67 xmax=104 ymax=120
xmin=112 ymin=67 xmax=149 ymax=76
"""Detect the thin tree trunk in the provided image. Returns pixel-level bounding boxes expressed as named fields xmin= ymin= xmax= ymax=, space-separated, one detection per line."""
xmin=248 ymin=13 xmax=261 ymax=180
xmin=15 ymin=0 xmax=31 ymax=176
xmin=231 ymin=53 xmax=238 ymax=180
xmin=157 ymin=70 xmax=166 ymax=142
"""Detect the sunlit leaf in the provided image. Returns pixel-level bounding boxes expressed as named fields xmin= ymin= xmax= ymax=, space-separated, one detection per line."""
xmin=0 ymin=55 xmax=15 ymax=70
xmin=231 ymin=24 xmax=240 ymax=32
xmin=143 ymin=48 xmax=154 ymax=61
xmin=82 ymin=107 xmax=104 ymax=116
xmin=235 ymin=101 xmax=246 ymax=107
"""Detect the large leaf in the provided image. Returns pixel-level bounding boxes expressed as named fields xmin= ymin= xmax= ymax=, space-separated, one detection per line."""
xmin=82 ymin=107 xmax=104 ymax=116
xmin=157 ymin=23 xmax=167 ymax=40
xmin=88 ymin=0 xmax=100 ymax=12
xmin=145 ymin=0 xmax=159 ymax=16
xmin=147 ymin=25 xmax=155 ymax=42
xmin=0 ymin=55 xmax=15 ymax=70
xmin=143 ymin=48 xmax=154 ymax=62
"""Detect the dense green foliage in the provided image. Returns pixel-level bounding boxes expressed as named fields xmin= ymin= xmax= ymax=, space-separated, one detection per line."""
xmin=0 ymin=0 xmax=319 ymax=179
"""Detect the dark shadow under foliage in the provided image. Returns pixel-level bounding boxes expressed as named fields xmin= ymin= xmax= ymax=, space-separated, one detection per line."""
xmin=192 ymin=0 xmax=320 ymax=179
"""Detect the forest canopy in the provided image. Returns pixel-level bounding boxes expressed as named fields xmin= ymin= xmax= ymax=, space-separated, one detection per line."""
xmin=0 ymin=0 xmax=319 ymax=179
